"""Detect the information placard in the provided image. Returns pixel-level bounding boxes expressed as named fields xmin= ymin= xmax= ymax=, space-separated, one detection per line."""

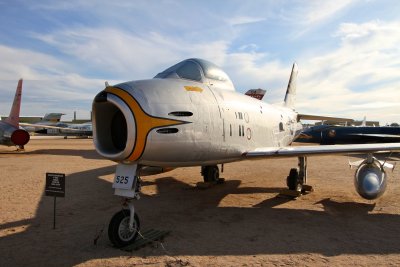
xmin=45 ymin=173 xmax=65 ymax=197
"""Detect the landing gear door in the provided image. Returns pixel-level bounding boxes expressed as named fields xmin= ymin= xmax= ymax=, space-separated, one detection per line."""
xmin=113 ymin=163 xmax=137 ymax=190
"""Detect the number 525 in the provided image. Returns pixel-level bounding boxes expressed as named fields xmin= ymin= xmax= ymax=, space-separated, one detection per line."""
xmin=116 ymin=176 xmax=129 ymax=184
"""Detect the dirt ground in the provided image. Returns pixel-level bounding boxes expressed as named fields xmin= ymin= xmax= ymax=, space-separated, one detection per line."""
xmin=1 ymin=138 xmax=400 ymax=267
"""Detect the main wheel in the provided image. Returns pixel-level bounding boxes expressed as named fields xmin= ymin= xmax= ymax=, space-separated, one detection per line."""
xmin=108 ymin=209 xmax=140 ymax=248
xmin=202 ymin=165 xmax=219 ymax=183
xmin=286 ymin=168 xmax=302 ymax=192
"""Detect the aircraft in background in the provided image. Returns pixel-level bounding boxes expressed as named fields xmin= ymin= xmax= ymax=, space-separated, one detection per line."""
xmin=21 ymin=117 xmax=92 ymax=137
xmin=20 ymin=113 xmax=65 ymax=133
xmin=54 ymin=121 xmax=92 ymax=136
xmin=295 ymin=124 xmax=400 ymax=145
xmin=0 ymin=79 xmax=30 ymax=150
xmin=91 ymin=58 xmax=400 ymax=247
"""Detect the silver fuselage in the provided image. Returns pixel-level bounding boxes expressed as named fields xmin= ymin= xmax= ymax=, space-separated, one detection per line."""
xmin=93 ymin=78 xmax=302 ymax=167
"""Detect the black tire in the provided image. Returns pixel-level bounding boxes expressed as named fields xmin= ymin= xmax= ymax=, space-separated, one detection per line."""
xmin=108 ymin=209 xmax=140 ymax=248
xmin=287 ymin=168 xmax=301 ymax=191
xmin=202 ymin=165 xmax=219 ymax=183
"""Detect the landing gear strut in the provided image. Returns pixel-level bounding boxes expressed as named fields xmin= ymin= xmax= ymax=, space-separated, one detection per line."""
xmin=287 ymin=156 xmax=307 ymax=192
xmin=284 ymin=156 xmax=312 ymax=196
xmin=108 ymin=175 xmax=142 ymax=248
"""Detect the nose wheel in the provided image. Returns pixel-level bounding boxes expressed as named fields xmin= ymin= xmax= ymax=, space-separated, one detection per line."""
xmin=108 ymin=209 xmax=140 ymax=248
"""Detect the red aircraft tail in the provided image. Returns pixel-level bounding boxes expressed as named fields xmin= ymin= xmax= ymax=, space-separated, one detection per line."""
xmin=4 ymin=79 xmax=23 ymax=128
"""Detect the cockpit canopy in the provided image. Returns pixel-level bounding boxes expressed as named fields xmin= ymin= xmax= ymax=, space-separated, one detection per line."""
xmin=154 ymin=58 xmax=235 ymax=91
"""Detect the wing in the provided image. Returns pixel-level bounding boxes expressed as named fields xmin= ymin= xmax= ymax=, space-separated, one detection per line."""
xmin=349 ymin=133 xmax=400 ymax=139
xmin=243 ymin=143 xmax=400 ymax=158
xmin=297 ymin=114 xmax=354 ymax=123
xmin=19 ymin=123 xmax=81 ymax=131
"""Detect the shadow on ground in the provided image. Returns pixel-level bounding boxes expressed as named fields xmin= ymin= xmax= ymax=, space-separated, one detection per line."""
xmin=1 ymin=162 xmax=400 ymax=266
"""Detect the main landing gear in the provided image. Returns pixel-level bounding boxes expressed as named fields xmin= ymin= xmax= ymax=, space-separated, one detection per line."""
xmin=284 ymin=156 xmax=313 ymax=197
xmin=108 ymin=176 xmax=142 ymax=248
xmin=15 ymin=145 xmax=25 ymax=151
xmin=201 ymin=165 xmax=225 ymax=184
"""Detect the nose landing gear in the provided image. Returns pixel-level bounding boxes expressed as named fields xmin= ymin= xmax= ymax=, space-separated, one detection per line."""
xmin=108 ymin=170 xmax=142 ymax=248
xmin=108 ymin=207 xmax=140 ymax=248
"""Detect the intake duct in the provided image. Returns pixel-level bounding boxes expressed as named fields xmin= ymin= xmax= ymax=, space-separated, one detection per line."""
xmin=92 ymin=91 xmax=136 ymax=161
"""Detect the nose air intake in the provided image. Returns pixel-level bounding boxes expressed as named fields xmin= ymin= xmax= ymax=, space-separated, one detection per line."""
xmin=92 ymin=90 xmax=136 ymax=161
xmin=93 ymin=85 xmax=190 ymax=163
xmin=111 ymin=110 xmax=128 ymax=150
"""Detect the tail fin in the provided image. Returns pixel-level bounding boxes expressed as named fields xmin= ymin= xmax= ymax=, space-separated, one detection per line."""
xmin=42 ymin=113 xmax=65 ymax=122
xmin=284 ymin=63 xmax=298 ymax=109
xmin=361 ymin=116 xmax=366 ymax=127
xmin=4 ymin=79 xmax=23 ymax=128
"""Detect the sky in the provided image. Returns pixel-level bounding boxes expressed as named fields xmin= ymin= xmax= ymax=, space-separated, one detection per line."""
xmin=0 ymin=0 xmax=399 ymax=124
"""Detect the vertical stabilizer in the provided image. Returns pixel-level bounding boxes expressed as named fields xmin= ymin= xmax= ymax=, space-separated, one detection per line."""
xmin=42 ymin=113 xmax=65 ymax=122
xmin=5 ymin=79 xmax=23 ymax=128
xmin=361 ymin=116 xmax=366 ymax=127
xmin=284 ymin=63 xmax=298 ymax=109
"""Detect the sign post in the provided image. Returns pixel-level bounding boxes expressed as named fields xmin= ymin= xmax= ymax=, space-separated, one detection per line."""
xmin=45 ymin=173 xmax=65 ymax=229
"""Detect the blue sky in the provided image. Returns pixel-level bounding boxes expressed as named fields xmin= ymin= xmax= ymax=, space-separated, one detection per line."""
xmin=0 ymin=0 xmax=399 ymax=124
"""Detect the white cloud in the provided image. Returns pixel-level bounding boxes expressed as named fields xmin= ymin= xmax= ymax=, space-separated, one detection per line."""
xmin=296 ymin=20 xmax=400 ymax=124
xmin=0 ymin=45 xmax=105 ymax=120
xmin=0 ymin=45 xmax=64 ymax=80
xmin=27 ymin=18 xmax=400 ymax=123
xmin=226 ymin=16 xmax=266 ymax=26
xmin=285 ymin=0 xmax=355 ymax=38
xmin=31 ymin=27 xmax=232 ymax=79
xmin=222 ymin=52 xmax=290 ymax=98
xmin=336 ymin=20 xmax=380 ymax=40
xmin=2 ymin=2 xmax=400 ymax=125
xmin=302 ymin=0 xmax=353 ymax=25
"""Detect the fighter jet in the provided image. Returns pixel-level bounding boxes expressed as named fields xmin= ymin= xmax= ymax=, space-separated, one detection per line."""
xmin=91 ymin=58 xmax=400 ymax=247
xmin=295 ymin=124 xmax=400 ymax=144
xmin=0 ymin=79 xmax=30 ymax=150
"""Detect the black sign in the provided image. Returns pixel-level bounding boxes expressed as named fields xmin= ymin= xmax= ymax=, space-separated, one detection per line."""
xmin=45 ymin=173 xmax=65 ymax=197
